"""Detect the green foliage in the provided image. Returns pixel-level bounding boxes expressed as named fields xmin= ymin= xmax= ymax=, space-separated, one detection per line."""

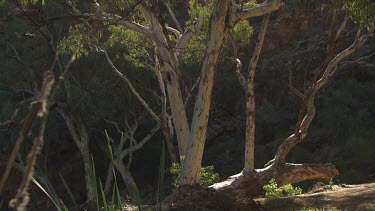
xmin=14 ymin=0 xmax=45 ymax=5
xmin=263 ymin=179 xmax=302 ymax=198
xmin=58 ymin=24 xmax=99 ymax=58
xmin=181 ymin=0 xmax=213 ymax=64
xmin=170 ymin=157 xmax=220 ymax=187
xmin=170 ymin=162 xmax=182 ymax=188
xmin=199 ymin=165 xmax=221 ymax=187
xmin=106 ymin=26 xmax=153 ymax=70
xmin=92 ymin=155 xmax=124 ymax=211
xmin=328 ymin=179 xmax=334 ymax=188
xmin=232 ymin=20 xmax=254 ymax=48
xmin=341 ymin=0 xmax=375 ymax=28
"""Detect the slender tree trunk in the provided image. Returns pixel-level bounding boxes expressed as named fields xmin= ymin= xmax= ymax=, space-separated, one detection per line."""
xmin=113 ymin=162 xmax=139 ymax=204
xmin=142 ymin=7 xmax=191 ymax=157
xmin=180 ymin=0 xmax=236 ymax=186
xmin=165 ymin=72 xmax=190 ymax=157
xmin=213 ymin=27 xmax=374 ymax=194
xmin=244 ymin=14 xmax=270 ymax=174
xmin=104 ymin=163 xmax=114 ymax=195
xmin=58 ymin=110 xmax=95 ymax=207
xmin=155 ymin=64 xmax=179 ymax=163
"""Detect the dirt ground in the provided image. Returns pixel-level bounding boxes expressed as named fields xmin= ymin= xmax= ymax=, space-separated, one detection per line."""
xmin=127 ymin=183 xmax=375 ymax=210
xmin=257 ymin=183 xmax=375 ymax=211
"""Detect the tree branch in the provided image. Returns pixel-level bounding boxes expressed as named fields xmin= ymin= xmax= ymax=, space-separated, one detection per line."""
xmin=288 ymin=68 xmax=305 ymax=99
xmin=101 ymin=49 xmax=161 ymax=124
xmin=273 ymin=27 xmax=374 ymax=164
xmin=175 ymin=15 xmax=204 ymax=58
xmin=235 ymin=0 xmax=284 ymax=23
xmin=165 ymin=0 xmax=183 ymax=33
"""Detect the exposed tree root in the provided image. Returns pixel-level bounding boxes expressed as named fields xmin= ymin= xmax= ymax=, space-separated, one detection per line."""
xmin=211 ymin=163 xmax=339 ymax=197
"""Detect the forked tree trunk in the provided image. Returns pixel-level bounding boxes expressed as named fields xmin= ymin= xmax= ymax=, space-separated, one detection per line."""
xmin=212 ymin=26 xmax=374 ymax=194
xmin=141 ymin=6 xmax=191 ymax=158
xmin=155 ymin=59 xmax=179 ymax=163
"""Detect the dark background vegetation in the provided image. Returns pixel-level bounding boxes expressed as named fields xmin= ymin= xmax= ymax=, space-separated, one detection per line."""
xmin=0 ymin=0 xmax=374 ymax=209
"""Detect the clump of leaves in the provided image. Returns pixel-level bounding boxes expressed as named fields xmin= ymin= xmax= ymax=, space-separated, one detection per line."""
xmin=170 ymin=157 xmax=220 ymax=187
xmin=58 ymin=24 xmax=99 ymax=58
xmin=263 ymin=178 xmax=303 ymax=198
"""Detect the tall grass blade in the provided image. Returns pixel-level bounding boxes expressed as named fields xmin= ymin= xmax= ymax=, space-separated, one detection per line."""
xmin=99 ymin=179 xmax=108 ymax=211
xmin=1 ymin=162 xmax=64 ymax=211
xmin=59 ymin=173 xmax=78 ymax=210
xmin=114 ymin=176 xmax=122 ymax=210
xmin=105 ymin=130 xmax=115 ymax=162
xmin=111 ymin=184 xmax=116 ymax=210
xmin=135 ymin=189 xmax=142 ymax=211
xmin=105 ymin=130 xmax=123 ymax=210
xmin=92 ymin=156 xmax=100 ymax=211
xmin=60 ymin=200 xmax=70 ymax=211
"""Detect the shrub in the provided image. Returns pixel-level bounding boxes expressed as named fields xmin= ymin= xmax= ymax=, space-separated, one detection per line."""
xmin=170 ymin=157 xmax=220 ymax=187
xmin=263 ymin=179 xmax=302 ymax=198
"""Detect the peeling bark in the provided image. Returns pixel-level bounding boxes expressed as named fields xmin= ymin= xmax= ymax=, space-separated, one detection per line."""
xmin=155 ymin=56 xmax=179 ymax=163
xmin=180 ymin=0 xmax=236 ymax=186
xmin=141 ymin=5 xmax=191 ymax=157
xmin=244 ymin=14 xmax=270 ymax=174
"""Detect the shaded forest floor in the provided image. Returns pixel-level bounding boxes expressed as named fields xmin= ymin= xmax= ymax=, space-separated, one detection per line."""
xmin=134 ymin=182 xmax=375 ymax=210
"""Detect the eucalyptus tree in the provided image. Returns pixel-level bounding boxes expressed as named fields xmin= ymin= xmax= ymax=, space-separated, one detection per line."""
xmin=54 ymin=0 xmax=374 ymax=190
xmin=4 ymin=1 xmax=374 ymax=207
xmin=59 ymin=0 xmax=285 ymax=187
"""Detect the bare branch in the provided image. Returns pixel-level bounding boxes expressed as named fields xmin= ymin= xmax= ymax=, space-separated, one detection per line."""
xmin=175 ymin=15 xmax=204 ymax=58
xmin=166 ymin=26 xmax=181 ymax=37
xmin=117 ymin=124 xmax=160 ymax=161
xmin=247 ymin=13 xmax=270 ymax=76
xmin=184 ymin=76 xmax=201 ymax=106
xmin=101 ymin=49 xmax=161 ymax=124
xmin=235 ymin=0 xmax=284 ymax=23
xmin=0 ymin=107 xmax=20 ymax=130
xmin=333 ymin=14 xmax=349 ymax=43
xmin=91 ymin=12 xmax=152 ymax=38
xmin=65 ymin=0 xmax=152 ymax=39
xmin=273 ymin=27 xmax=374 ymax=164
xmin=8 ymin=71 xmax=54 ymax=210
xmin=0 ymin=71 xmax=54 ymax=194
xmin=165 ymin=0 xmax=183 ymax=33
xmin=288 ymin=68 xmax=305 ymax=99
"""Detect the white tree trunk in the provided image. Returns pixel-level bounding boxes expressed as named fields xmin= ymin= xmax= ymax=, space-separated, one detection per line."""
xmin=244 ymin=14 xmax=270 ymax=174
xmin=141 ymin=6 xmax=191 ymax=157
xmin=180 ymin=0 xmax=236 ymax=186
